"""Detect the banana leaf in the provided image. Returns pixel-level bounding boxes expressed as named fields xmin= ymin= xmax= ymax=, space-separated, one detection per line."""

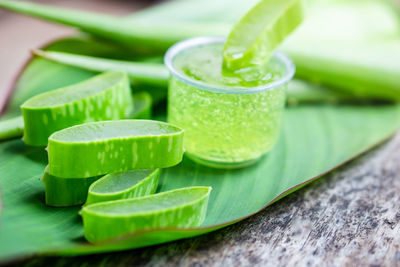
xmin=1 ymin=102 xmax=399 ymax=261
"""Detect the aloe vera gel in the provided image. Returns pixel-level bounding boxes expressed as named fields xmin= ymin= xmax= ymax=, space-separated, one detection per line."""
xmin=166 ymin=37 xmax=294 ymax=168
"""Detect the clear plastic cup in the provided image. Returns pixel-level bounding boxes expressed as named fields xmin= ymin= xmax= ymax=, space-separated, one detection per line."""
xmin=165 ymin=37 xmax=295 ymax=168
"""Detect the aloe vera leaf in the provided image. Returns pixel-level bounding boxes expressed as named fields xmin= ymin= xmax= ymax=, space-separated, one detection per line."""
xmin=33 ymin=50 xmax=168 ymax=88
xmin=286 ymin=79 xmax=361 ymax=106
xmin=33 ymin=50 xmax=364 ymax=103
xmin=223 ymin=0 xmax=304 ymax=70
xmin=81 ymin=186 xmax=211 ymax=243
xmin=131 ymin=92 xmax=152 ymax=119
xmin=85 ymin=169 xmax=160 ymax=205
xmin=21 ymin=71 xmax=133 ymax=146
xmin=282 ymin=40 xmax=400 ymax=101
xmin=0 ymin=116 xmax=24 ymax=141
xmin=0 ymin=0 xmax=229 ymax=49
xmin=41 ymin=166 xmax=101 ymax=207
xmin=47 ymin=120 xmax=184 ymax=178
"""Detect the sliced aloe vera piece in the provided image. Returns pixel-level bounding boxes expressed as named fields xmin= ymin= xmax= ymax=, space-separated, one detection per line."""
xmin=48 ymin=120 xmax=184 ymax=178
xmin=21 ymin=71 xmax=133 ymax=146
xmin=131 ymin=92 xmax=152 ymax=119
xmin=223 ymin=0 xmax=304 ymax=70
xmin=41 ymin=166 xmax=101 ymax=207
xmin=81 ymin=186 xmax=211 ymax=243
xmin=86 ymin=169 xmax=160 ymax=205
xmin=0 ymin=116 xmax=24 ymax=141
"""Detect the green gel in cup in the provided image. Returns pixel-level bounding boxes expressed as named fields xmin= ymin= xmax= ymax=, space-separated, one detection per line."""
xmin=81 ymin=186 xmax=212 ymax=243
xmin=85 ymin=169 xmax=160 ymax=205
xmin=165 ymin=37 xmax=295 ymax=168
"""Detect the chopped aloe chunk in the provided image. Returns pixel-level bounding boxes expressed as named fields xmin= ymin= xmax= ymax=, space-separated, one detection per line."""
xmin=223 ymin=0 xmax=304 ymax=70
xmin=41 ymin=166 xmax=101 ymax=207
xmin=47 ymin=120 xmax=184 ymax=178
xmin=86 ymin=169 xmax=160 ymax=205
xmin=21 ymin=71 xmax=133 ymax=146
xmin=131 ymin=92 xmax=152 ymax=119
xmin=81 ymin=186 xmax=212 ymax=243
xmin=0 ymin=116 xmax=24 ymax=141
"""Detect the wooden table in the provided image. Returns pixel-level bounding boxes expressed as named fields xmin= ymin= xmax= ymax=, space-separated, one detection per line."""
xmin=2 ymin=1 xmax=400 ymax=266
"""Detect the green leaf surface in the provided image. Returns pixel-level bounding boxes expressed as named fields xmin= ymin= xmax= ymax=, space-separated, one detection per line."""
xmin=1 ymin=104 xmax=399 ymax=262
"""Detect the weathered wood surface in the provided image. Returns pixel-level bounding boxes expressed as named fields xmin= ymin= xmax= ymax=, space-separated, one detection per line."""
xmin=17 ymin=132 xmax=400 ymax=266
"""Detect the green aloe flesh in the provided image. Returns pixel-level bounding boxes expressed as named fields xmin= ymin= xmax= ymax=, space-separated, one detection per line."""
xmin=81 ymin=186 xmax=212 ymax=243
xmin=223 ymin=0 xmax=304 ymax=70
xmin=0 ymin=116 xmax=24 ymax=141
xmin=86 ymin=169 xmax=160 ymax=205
xmin=21 ymin=71 xmax=133 ymax=146
xmin=47 ymin=120 xmax=184 ymax=178
xmin=41 ymin=166 xmax=101 ymax=207
xmin=131 ymin=92 xmax=152 ymax=119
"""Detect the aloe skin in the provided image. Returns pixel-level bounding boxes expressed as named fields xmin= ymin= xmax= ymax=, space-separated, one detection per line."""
xmin=41 ymin=167 xmax=101 ymax=207
xmin=47 ymin=120 xmax=184 ymax=178
xmin=21 ymin=71 xmax=133 ymax=146
xmin=81 ymin=186 xmax=212 ymax=243
xmin=86 ymin=169 xmax=160 ymax=205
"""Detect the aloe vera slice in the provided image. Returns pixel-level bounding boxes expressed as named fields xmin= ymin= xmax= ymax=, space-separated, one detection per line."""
xmin=21 ymin=71 xmax=133 ymax=146
xmin=0 ymin=116 xmax=24 ymax=141
xmin=223 ymin=0 xmax=304 ymax=70
xmin=131 ymin=92 xmax=152 ymax=119
xmin=81 ymin=186 xmax=211 ymax=243
xmin=41 ymin=166 xmax=101 ymax=207
xmin=48 ymin=120 xmax=184 ymax=178
xmin=85 ymin=169 xmax=160 ymax=205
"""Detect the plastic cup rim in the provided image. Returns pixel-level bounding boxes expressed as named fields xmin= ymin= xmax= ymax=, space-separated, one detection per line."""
xmin=164 ymin=36 xmax=295 ymax=95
